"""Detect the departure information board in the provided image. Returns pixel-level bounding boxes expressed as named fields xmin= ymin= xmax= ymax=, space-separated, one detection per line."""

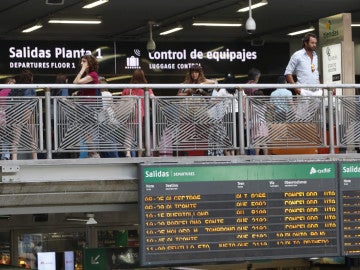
xmin=139 ymin=162 xmax=340 ymax=266
xmin=340 ymin=162 xmax=360 ymax=256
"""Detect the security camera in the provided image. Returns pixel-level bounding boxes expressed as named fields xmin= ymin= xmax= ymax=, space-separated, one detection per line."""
xmin=245 ymin=16 xmax=256 ymax=34
xmin=146 ymin=39 xmax=156 ymax=53
xmin=147 ymin=21 xmax=156 ymax=53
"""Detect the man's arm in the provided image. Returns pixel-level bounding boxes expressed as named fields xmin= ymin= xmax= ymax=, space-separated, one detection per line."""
xmin=285 ymin=74 xmax=301 ymax=95
xmin=284 ymin=52 xmax=302 ymax=95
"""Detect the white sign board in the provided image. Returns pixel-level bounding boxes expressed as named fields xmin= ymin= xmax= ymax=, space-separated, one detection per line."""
xmin=37 ymin=252 xmax=56 ymax=270
xmin=322 ymin=43 xmax=342 ymax=95
xmin=64 ymin=251 xmax=75 ymax=270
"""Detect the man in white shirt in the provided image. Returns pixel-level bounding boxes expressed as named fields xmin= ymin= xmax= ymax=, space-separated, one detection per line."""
xmin=284 ymin=33 xmax=321 ymax=96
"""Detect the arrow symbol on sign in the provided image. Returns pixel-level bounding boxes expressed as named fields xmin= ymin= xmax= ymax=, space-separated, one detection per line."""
xmin=91 ymin=255 xmax=100 ymax=264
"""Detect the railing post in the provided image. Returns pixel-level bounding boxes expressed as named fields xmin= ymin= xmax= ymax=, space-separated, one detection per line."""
xmin=238 ymin=90 xmax=245 ymax=155
xmin=328 ymin=89 xmax=335 ymax=154
xmin=45 ymin=88 xmax=52 ymax=159
xmin=144 ymin=89 xmax=151 ymax=157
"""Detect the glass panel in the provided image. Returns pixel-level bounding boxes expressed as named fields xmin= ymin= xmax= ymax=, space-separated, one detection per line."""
xmin=0 ymin=231 xmax=10 ymax=265
xmin=18 ymin=232 xmax=85 ymax=270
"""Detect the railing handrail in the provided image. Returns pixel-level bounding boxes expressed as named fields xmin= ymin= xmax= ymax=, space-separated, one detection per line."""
xmin=1 ymin=83 xmax=360 ymax=159
xmin=0 ymin=83 xmax=358 ymax=90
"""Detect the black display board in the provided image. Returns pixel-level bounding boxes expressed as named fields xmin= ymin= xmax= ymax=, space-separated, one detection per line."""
xmin=0 ymin=41 xmax=289 ymax=82
xmin=340 ymin=162 xmax=360 ymax=256
xmin=139 ymin=162 xmax=340 ymax=267
xmin=0 ymin=40 xmax=115 ymax=76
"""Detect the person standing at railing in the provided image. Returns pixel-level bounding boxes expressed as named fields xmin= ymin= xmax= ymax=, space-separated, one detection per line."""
xmin=270 ymin=75 xmax=293 ymax=122
xmin=51 ymin=74 xmax=71 ymax=159
xmin=122 ymin=69 xmax=155 ymax=157
xmin=244 ymin=68 xmax=262 ymax=155
xmin=177 ymin=64 xmax=217 ymax=157
xmin=52 ymin=74 xmax=69 ymax=97
xmin=284 ymin=33 xmax=321 ymax=96
xmin=73 ymin=54 xmax=100 ymax=158
xmin=98 ymin=76 xmax=119 ymax=158
xmin=211 ymin=73 xmax=239 ymax=156
xmin=177 ymin=64 xmax=216 ymax=96
xmin=8 ymin=70 xmax=37 ymax=160
xmin=0 ymin=77 xmax=16 ymax=160
xmin=252 ymin=90 xmax=269 ymax=156
xmin=244 ymin=68 xmax=262 ymax=96
xmin=284 ymin=34 xmax=324 ymax=153
xmin=73 ymin=54 xmax=99 ymax=96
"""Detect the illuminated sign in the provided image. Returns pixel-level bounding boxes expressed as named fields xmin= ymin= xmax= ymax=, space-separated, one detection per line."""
xmin=37 ymin=252 xmax=56 ymax=270
xmin=118 ymin=42 xmax=289 ymax=76
xmin=0 ymin=41 xmax=115 ymax=74
xmin=139 ymin=162 xmax=340 ymax=266
xmin=84 ymin=247 xmax=139 ymax=270
xmin=0 ymin=41 xmax=289 ymax=80
xmin=340 ymin=162 xmax=360 ymax=256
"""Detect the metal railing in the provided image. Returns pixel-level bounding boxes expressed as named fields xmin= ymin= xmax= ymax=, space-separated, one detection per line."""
xmin=53 ymin=96 xmax=142 ymax=153
xmin=246 ymin=95 xmax=326 ymax=149
xmin=335 ymin=95 xmax=360 ymax=147
xmin=0 ymin=96 xmax=43 ymax=156
xmin=0 ymin=83 xmax=358 ymax=159
xmin=152 ymin=96 xmax=236 ymax=153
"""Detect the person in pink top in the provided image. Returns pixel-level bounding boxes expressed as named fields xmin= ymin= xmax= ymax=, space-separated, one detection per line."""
xmin=73 ymin=54 xmax=100 ymax=158
xmin=73 ymin=54 xmax=99 ymax=96
xmin=0 ymin=77 xmax=15 ymax=97
xmin=122 ymin=69 xmax=154 ymax=157
xmin=122 ymin=69 xmax=154 ymax=118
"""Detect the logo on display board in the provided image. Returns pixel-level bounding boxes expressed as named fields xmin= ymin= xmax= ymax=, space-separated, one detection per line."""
xmin=310 ymin=167 xmax=332 ymax=175
xmin=325 ymin=20 xmax=332 ymax=30
xmin=125 ymin=56 xmax=140 ymax=69
xmin=125 ymin=49 xmax=141 ymax=69
xmin=325 ymin=46 xmax=338 ymax=61
xmin=319 ymin=14 xmax=343 ymax=44
xmin=322 ymin=18 xmax=339 ymax=39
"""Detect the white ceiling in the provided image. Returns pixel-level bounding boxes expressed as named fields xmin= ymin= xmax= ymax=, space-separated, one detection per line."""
xmin=0 ymin=0 xmax=359 ymax=43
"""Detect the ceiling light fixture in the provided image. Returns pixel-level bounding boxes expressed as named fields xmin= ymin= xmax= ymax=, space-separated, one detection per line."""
xmin=192 ymin=21 xmax=242 ymax=27
xmin=159 ymin=24 xmax=183 ymax=36
xmin=238 ymin=0 xmax=268 ymax=12
xmin=22 ymin=23 xmax=43 ymax=33
xmin=352 ymin=23 xmax=360 ymax=27
xmin=82 ymin=0 xmax=109 ymax=9
xmin=287 ymin=26 xmax=315 ymax=36
xmin=48 ymin=19 xmax=102 ymax=24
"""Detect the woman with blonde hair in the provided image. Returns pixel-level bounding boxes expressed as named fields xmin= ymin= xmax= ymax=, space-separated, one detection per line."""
xmin=177 ymin=64 xmax=216 ymax=96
